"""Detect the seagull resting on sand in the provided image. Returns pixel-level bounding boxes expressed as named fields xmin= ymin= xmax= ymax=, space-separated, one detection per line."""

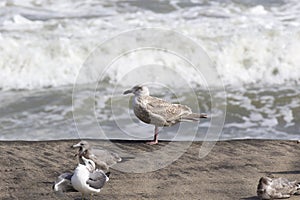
xmin=53 ymin=156 xmax=110 ymax=200
xmin=72 ymin=141 xmax=122 ymax=172
xmin=257 ymin=176 xmax=300 ymax=199
xmin=123 ymin=85 xmax=208 ymax=145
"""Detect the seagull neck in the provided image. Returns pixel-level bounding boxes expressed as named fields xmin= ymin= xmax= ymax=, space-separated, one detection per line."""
xmin=133 ymin=94 xmax=147 ymax=104
xmin=75 ymin=164 xmax=91 ymax=175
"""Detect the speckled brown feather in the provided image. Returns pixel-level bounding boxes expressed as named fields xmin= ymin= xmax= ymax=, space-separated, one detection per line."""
xmin=134 ymin=95 xmax=199 ymax=127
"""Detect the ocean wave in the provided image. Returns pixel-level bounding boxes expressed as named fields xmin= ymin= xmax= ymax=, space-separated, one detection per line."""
xmin=0 ymin=0 xmax=299 ymax=90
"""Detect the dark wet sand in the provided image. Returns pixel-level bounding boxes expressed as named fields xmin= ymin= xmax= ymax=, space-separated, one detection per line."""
xmin=0 ymin=140 xmax=299 ymax=200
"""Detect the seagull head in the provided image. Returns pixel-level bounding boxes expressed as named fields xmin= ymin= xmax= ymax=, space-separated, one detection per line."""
xmin=123 ymin=85 xmax=150 ymax=96
xmin=81 ymin=156 xmax=96 ymax=172
xmin=72 ymin=141 xmax=90 ymax=153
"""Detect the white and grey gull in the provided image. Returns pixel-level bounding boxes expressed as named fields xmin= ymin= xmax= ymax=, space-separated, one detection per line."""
xmin=53 ymin=156 xmax=109 ymax=200
xmin=123 ymin=85 xmax=208 ymax=144
xmin=72 ymin=140 xmax=122 ymax=172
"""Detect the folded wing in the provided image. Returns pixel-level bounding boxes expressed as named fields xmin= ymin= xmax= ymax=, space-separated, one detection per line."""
xmin=86 ymin=170 xmax=109 ymax=190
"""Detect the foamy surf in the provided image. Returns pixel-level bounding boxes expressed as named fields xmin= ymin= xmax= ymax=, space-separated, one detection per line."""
xmin=0 ymin=0 xmax=299 ymax=141
xmin=0 ymin=0 xmax=299 ymax=90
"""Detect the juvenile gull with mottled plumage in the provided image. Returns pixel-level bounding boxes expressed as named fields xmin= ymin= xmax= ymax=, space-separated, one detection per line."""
xmin=257 ymin=176 xmax=300 ymax=199
xmin=123 ymin=85 xmax=208 ymax=144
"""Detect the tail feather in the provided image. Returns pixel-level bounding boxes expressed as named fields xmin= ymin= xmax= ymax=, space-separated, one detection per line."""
xmin=294 ymin=182 xmax=300 ymax=195
xmin=181 ymin=113 xmax=208 ymax=121
xmin=186 ymin=113 xmax=208 ymax=118
xmin=296 ymin=182 xmax=300 ymax=190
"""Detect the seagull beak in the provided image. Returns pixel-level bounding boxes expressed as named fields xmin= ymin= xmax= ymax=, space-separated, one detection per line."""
xmin=123 ymin=89 xmax=132 ymax=95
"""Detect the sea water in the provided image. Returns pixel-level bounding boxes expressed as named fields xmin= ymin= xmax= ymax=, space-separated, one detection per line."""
xmin=0 ymin=0 xmax=299 ymax=141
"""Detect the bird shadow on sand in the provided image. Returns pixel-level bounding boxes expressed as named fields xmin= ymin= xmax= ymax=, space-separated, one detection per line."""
xmin=240 ymin=196 xmax=260 ymax=200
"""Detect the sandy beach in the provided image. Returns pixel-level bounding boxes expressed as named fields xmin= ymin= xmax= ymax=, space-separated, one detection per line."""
xmin=0 ymin=140 xmax=299 ymax=200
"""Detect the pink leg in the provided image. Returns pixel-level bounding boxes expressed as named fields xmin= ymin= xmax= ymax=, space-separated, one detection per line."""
xmin=147 ymin=126 xmax=159 ymax=145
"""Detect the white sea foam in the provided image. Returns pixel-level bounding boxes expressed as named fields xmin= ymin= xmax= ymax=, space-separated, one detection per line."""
xmin=0 ymin=0 xmax=299 ymax=90
xmin=2 ymin=0 xmax=300 ymax=143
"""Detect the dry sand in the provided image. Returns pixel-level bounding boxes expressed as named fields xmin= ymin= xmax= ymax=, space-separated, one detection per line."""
xmin=0 ymin=140 xmax=299 ymax=200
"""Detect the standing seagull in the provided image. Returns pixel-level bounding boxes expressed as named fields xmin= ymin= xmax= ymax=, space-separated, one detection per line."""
xmin=72 ymin=141 xmax=122 ymax=172
xmin=53 ymin=156 xmax=109 ymax=200
xmin=123 ymin=85 xmax=208 ymax=145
